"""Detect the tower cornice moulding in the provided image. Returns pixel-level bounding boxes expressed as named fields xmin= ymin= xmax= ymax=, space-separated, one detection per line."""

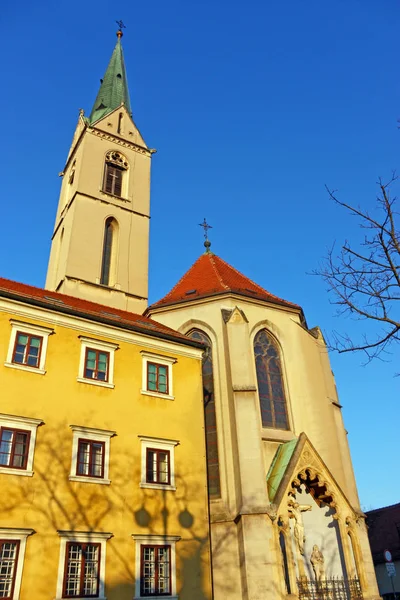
xmin=88 ymin=128 xmax=152 ymax=157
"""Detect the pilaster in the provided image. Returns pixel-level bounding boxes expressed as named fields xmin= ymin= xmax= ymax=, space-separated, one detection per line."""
xmin=225 ymin=307 xmax=269 ymax=513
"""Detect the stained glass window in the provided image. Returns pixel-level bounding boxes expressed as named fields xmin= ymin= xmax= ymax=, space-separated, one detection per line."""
xmin=187 ymin=329 xmax=221 ymax=499
xmin=254 ymin=330 xmax=289 ymax=430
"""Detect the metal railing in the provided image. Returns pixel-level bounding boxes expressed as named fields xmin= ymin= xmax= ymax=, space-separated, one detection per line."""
xmin=297 ymin=577 xmax=363 ymax=600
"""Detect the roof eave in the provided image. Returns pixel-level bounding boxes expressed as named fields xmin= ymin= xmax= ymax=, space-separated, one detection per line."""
xmin=0 ymin=288 xmax=204 ymax=351
xmin=147 ymin=289 xmax=302 ymax=315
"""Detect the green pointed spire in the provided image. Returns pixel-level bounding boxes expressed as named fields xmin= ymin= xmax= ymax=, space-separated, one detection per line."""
xmin=89 ymin=30 xmax=132 ymax=124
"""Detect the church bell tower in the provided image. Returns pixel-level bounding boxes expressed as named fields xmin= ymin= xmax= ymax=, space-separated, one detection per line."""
xmin=46 ymin=26 xmax=153 ymax=312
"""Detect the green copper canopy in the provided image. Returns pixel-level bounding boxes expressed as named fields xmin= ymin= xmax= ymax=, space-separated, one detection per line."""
xmin=89 ymin=35 xmax=132 ymax=124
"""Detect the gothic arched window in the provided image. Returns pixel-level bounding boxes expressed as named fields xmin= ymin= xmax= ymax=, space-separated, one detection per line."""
xmin=187 ymin=329 xmax=221 ymax=499
xmin=103 ymin=150 xmax=128 ymax=198
xmin=254 ymin=330 xmax=289 ymax=430
xmin=100 ymin=218 xmax=118 ymax=286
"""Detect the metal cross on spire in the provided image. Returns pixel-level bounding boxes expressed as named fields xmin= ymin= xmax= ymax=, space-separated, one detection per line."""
xmin=199 ymin=218 xmax=212 ymax=253
xmin=116 ymin=20 xmax=126 ymax=38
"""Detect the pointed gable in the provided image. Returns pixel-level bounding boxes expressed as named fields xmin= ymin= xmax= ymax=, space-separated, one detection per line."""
xmin=150 ymin=252 xmax=301 ymax=311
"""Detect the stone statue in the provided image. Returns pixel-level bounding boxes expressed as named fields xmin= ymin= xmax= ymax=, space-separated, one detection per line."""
xmin=310 ymin=544 xmax=325 ymax=580
xmin=288 ymin=498 xmax=312 ymax=555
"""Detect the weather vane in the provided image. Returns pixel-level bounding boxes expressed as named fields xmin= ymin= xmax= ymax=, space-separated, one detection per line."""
xmin=116 ymin=20 xmax=126 ymax=31
xmin=199 ymin=218 xmax=212 ymax=252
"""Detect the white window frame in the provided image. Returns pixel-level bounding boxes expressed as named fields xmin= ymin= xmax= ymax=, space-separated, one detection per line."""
xmin=55 ymin=530 xmax=112 ymax=600
xmin=77 ymin=336 xmax=118 ymax=389
xmin=0 ymin=527 xmax=34 ymax=600
xmin=69 ymin=425 xmax=116 ymax=485
xmin=138 ymin=436 xmax=179 ymax=491
xmin=5 ymin=320 xmax=54 ymax=375
xmin=0 ymin=413 xmax=43 ymax=477
xmin=140 ymin=351 xmax=176 ymax=400
xmin=131 ymin=534 xmax=180 ymax=600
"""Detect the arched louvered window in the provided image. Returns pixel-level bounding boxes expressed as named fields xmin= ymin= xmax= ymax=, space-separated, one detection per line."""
xmin=254 ymin=329 xmax=289 ymax=430
xmin=187 ymin=329 xmax=221 ymax=499
xmin=103 ymin=151 xmax=128 ymax=198
xmin=100 ymin=218 xmax=118 ymax=286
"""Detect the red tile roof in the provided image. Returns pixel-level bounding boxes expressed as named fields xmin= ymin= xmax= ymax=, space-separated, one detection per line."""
xmin=0 ymin=277 xmax=201 ymax=348
xmin=150 ymin=253 xmax=301 ymax=310
xmin=366 ymin=503 xmax=400 ymax=563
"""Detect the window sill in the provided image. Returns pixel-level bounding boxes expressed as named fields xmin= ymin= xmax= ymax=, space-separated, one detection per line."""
xmin=140 ymin=482 xmax=176 ymax=492
xmin=100 ymin=188 xmax=129 ymax=203
xmin=261 ymin=428 xmax=295 ymax=442
xmin=134 ymin=596 xmax=178 ymax=600
xmin=4 ymin=362 xmax=45 ymax=375
xmin=69 ymin=475 xmax=111 ymax=485
xmin=0 ymin=467 xmax=33 ymax=477
xmin=140 ymin=390 xmax=175 ymax=401
xmin=56 ymin=598 xmax=107 ymax=600
xmin=77 ymin=377 xmax=115 ymax=389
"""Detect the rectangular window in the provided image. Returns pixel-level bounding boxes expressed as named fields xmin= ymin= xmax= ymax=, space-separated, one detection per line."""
xmin=0 ymin=428 xmax=30 ymax=470
xmin=77 ymin=440 xmax=105 ymax=479
xmin=12 ymin=332 xmax=42 ymax=368
xmin=84 ymin=349 xmax=109 ymax=382
xmin=146 ymin=449 xmax=170 ymax=485
xmin=140 ymin=545 xmax=171 ymax=597
xmin=63 ymin=542 xmax=100 ymax=598
xmin=104 ymin=164 xmax=123 ymax=197
xmin=147 ymin=363 xmax=168 ymax=395
xmin=0 ymin=540 xmax=20 ymax=599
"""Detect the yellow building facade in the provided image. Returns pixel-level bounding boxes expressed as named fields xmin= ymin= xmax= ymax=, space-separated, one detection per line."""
xmin=0 ymin=279 xmax=212 ymax=599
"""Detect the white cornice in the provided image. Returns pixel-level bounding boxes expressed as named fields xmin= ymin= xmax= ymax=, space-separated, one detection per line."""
xmin=57 ymin=530 xmax=113 ymax=541
xmin=0 ymin=413 xmax=43 ymax=427
xmin=0 ymin=297 xmax=203 ymax=361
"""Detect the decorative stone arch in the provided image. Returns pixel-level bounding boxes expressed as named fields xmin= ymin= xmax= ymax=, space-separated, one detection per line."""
xmin=250 ymin=318 xmax=286 ymax=347
xmin=178 ymin=318 xmax=218 ymax=345
xmin=269 ymin=435 xmax=368 ymax=597
xmin=104 ymin=149 xmax=129 ymax=170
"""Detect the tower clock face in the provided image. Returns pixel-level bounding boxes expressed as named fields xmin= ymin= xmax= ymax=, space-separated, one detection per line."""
xmin=384 ymin=550 xmax=392 ymax=562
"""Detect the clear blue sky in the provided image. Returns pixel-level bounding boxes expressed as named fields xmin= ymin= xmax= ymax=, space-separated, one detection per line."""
xmin=1 ymin=0 xmax=398 ymax=510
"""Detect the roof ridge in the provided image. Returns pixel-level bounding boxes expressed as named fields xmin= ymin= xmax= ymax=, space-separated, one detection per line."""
xmin=209 ymin=254 xmax=230 ymax=290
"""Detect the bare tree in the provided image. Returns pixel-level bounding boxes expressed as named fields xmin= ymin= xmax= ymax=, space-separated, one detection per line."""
xmin=316 ymin=173 xmax=400 ymax=361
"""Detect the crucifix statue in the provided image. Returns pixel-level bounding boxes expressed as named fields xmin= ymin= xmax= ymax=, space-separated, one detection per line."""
xmin=288 ymin=498 xmax=312 ymax=555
